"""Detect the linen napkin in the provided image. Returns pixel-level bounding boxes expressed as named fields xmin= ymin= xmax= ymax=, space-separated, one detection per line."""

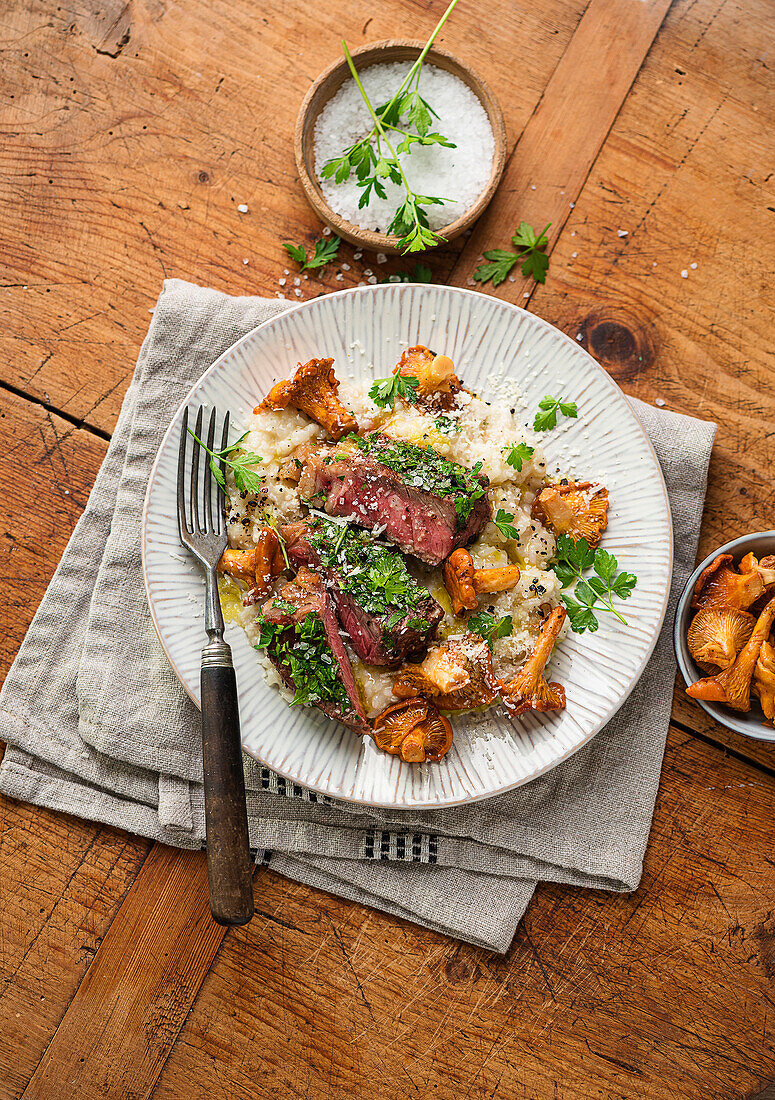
xmin=0 ymin=279 xmax=715 ymax=953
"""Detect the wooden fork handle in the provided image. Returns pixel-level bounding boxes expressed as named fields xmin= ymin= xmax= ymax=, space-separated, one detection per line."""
xmin=200 ymin=642 xmax=254 ymax=926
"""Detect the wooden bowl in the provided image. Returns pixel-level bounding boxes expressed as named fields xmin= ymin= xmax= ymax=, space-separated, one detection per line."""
xmin=294 ymin=40 xmax=507 ymax=255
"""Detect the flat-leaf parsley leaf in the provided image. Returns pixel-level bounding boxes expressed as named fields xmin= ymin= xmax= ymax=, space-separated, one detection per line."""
xmin=473 ymin=222 xmax=551 ymax=287
xmin=533 ymin=395 xmax=578 ymax=432
xmin=505 ymin=441 xmax=535 ymax=471
xmin=283 ymin=235 xmax=341 ymax=273
xmin=467 ymin=610 xmax=514 ymax=649
xmin=368 ymin=373 xmax=420 ymax=410
xmin=554 ymin=534 xmax=637 ymax=633
xmin=493 ymin=509 xmax=520 ymax=539
xmin=187 ymin=427 xmax=264 ymax=495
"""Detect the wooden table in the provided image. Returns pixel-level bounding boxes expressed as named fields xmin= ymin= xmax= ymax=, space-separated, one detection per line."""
xmin=2 ymin=0 xmax=774 ymax=1095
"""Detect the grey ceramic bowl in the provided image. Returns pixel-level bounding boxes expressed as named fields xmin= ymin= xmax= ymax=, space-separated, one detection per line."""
xmin=674 ymin=530 xmax=775 ymax=742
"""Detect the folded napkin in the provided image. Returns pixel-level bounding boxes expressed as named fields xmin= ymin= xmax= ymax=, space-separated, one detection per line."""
xmin=0 ymin=280 xmax=715 ymax=953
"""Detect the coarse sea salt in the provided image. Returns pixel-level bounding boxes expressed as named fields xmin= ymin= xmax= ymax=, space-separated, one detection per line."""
xmin=313 ymin=61 xmax=495 ymax=232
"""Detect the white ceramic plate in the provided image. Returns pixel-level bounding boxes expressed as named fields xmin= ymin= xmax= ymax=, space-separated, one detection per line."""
xmin=142 ymin=285 xmax=672 ymax=808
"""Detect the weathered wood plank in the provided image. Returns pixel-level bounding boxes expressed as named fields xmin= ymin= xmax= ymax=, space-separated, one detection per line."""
xmin=150 ymin=725 xmax=775 ymax=1100
xmin=20 ymin=846 xmax=235 ymax=1100
xmin=0 ymin=804 xmax=150 ymax=1100
xmin=0 ymin=0 xmax=587 ymax=433
xmin=449 ymin=0 xmax=674 ymax=296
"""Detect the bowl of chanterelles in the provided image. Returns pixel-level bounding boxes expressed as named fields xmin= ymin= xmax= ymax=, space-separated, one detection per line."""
xmin=675 ymin=532 xmax=775 ymax=742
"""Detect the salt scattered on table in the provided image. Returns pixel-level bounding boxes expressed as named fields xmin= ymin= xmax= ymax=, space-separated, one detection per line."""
xmin=681 ymin=269 xmax=689 ymax=278
xmin=314 ymin=61 xmax=495 ymax=232
xmin=617 ymin=229 xmax=628 ymax=237
xmin=237 ymin=204 xmax=249 ymax=213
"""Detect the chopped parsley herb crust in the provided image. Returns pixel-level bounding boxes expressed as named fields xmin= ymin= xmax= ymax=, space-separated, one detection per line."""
xmin=255 ymin=612 xmax=350 ymax=709
xmin=307 ymin=518 xmax=431 ymax=638
xmin=346 ymin=433 xmax=487 ymax=524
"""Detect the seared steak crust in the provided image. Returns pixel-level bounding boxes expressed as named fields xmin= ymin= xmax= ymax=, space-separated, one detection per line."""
xmin=307 ymin=435 xmax=491 ymax=565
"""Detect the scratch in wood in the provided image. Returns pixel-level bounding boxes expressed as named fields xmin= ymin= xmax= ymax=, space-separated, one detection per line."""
xmin=139 ymin=220 xmax=168 ymax=277
xmin=94 ymin=27 xmax=131 ymax=59
xmin=520 ymin=927 xmax=556 ymax=1001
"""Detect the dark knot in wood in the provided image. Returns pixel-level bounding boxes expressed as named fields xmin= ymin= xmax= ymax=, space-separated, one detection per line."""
xmin=578 ymin=308 xmax=657 ymax=381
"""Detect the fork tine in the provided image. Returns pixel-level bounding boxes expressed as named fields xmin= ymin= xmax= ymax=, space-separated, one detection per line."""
xmin=205 ymin=407 xmax=217 ymax=533
xmin=177 ymin=407 xmax=189 ymax=536
xmin=217 ymin=411 xmax=230 ymax=535
xmin=191 ymin=405 xmax=204 ymax=532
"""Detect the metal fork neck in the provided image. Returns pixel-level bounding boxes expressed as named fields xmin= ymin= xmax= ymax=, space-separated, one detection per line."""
xmin=204 ymin=566 xmax=226 ymax=642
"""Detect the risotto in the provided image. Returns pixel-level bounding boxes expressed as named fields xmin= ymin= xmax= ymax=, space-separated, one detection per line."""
xmin=210 ymin=345 xmax=610 ymax=764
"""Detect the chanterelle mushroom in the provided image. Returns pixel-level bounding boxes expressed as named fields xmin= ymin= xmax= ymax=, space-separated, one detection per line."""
xmin=754 ymin=638 xmax=775 ymax=723
xmin=686 ymin=595 xmax=775 ymax=711
xmin=443 ymin=548 xmax=521 ymax=616
xmin=532 ymin=481 xmax=609 ymax=548
xmin=393 ymin=644 xmax=470 ymax=699
xmin=686 ymin=607 xmax=755 ymax=672
xmin=372 ymin=697 xmax=453 ymax=763
xmin=500 ymin=606 xmax=567 ymax=716
xmin=393 ymin=345 xmax=461 ymax=397
xmin=393 ymin=635 xmax=500 ymax=711
xmin=691 ymin=553 xmax=766 ymax=612
xmin=739 ymin=552 xmax=775 ymax=590
xmin=217 ymin=527 xmax=281 ymax=599
xmin=257 ymin=357 xmax=358 ymax=441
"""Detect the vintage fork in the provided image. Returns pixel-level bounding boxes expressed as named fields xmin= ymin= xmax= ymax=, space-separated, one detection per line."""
xmin=177 ymin=405 xmax=254 ymax=926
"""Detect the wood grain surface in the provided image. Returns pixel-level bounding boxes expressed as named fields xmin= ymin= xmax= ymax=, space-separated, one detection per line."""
xmin=1 ymin=0 xmax=774 ymax=1096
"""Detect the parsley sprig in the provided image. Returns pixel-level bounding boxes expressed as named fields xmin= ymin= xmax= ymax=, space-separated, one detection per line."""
xmin=468 ymin=610 xmax=514 ymax=649
xmin=321 ymin=1 xmax=461 ymax=253
xmin=554 ymin=535 xmax=637 ymax=633
xmin=187 ymin=428 xmax=263 ymax=495
xmin=369 ymin=373 xmax=419 ymax=410
xmin=474 ymin=222 xmax=551 ymax=287
xmin=493 ymin=509 xmax=520 ymax=539
xmin=283 ymin=235 xmax=341 ymax=273
xmin=533 ymin=395 xmax=578 ymax=432
xmin=505 ymin=442 xmax=535 ymax=471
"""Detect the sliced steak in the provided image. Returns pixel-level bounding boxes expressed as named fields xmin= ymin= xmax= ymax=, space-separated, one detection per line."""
xmin=307 ymin=434 xmax=490 ymax=565
xmin=288 ymin=520 xmax=444 ymax=668
xmin=259 ymin=568 xmax=369 ymax=735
